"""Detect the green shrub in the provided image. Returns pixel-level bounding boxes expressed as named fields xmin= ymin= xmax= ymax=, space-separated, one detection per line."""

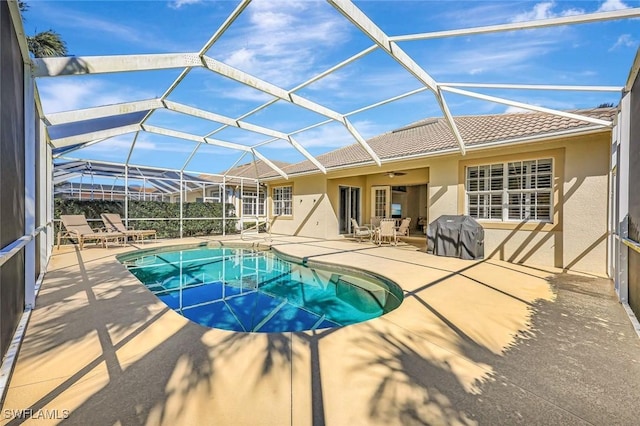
xmin=242 ymin=220 xmax=267 ymax=232
xmin=54 ymin=199 xmax=238 ymax=238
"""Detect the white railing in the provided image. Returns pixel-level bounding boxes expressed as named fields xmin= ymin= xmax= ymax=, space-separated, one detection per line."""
xmin=241 ymin=217 xmax=272 ymax=241
xmin=0 ymin=223 xmax=50 ymax=268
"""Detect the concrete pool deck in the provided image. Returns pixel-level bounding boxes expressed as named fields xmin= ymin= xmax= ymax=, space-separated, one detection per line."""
xmin=2 ymin=235 xmax=640 ymax=425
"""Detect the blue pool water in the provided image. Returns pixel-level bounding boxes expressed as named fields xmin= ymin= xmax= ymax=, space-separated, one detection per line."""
xmin=117 ymin=245 xmax=403 ymax=333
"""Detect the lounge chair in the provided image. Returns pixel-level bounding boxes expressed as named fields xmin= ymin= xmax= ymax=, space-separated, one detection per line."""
xmin=101 ymin=213 xmax=157 ymax=242
xmin=350 ymin=218 xmax=373 ymax=243
xmin=58 ymin=214 xmax=124 ymax=250
xmin=376 ymin=219 xmax=397 ymax=246
xmin=397 ymin=217 xmax=412 ymax=236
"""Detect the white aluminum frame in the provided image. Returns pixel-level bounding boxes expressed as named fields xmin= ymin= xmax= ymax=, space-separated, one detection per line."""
xmin=32 ymin=0 xmax=636 ymax=181
xmin=6 ymin=0 xmax=640 ymax=398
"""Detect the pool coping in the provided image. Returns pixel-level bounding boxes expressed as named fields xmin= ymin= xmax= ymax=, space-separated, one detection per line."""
xmin=115 ymin=241 xmax=407 ymax=331
xmin=3 ymin=236 xmax=640 ymax=425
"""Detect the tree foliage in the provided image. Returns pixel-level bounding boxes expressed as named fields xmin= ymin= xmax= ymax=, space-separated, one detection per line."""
xmin=19 ymin=1 xmax=68 ymax=57
xmin=27 ymin=30 xmax=67 ymax=58
xmin=54 ymin=199 xmax=239 ymax=238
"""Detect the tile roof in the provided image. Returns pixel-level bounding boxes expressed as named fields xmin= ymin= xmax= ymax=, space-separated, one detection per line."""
xmin=203 ymin=159 xmax=291 ymax=183
xmin=268 ymin=107 xmax=615 ymax=178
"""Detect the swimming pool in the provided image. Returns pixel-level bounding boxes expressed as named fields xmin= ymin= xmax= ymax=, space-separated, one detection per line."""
xmin=117 ymin=244 xmax=403 ymax=333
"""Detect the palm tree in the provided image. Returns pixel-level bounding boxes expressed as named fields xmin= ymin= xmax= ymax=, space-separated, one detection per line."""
xmin=27 ymin=30 xmax=67 ymax=57
xmin=19 ymin=1 xmax=68 ymax=57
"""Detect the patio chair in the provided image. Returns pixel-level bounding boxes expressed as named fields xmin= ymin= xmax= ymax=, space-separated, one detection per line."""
xmin=58 ymin=215 xmax=124 ymax=250
xmin=376 ymin=219 xmax=397 ymax=246
xmin=350 ymin=218 xmax=373 ymax=243
xmin=396 ymin=217 xmax=412 ymax=236
xmin=370 ymin=216 xmax=382 ymax=229
xmin=101 ymin=213 xmax=157 ymax=242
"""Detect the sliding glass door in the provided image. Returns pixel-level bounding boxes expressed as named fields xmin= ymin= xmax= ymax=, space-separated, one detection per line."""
xmin=339 ymin=186 xmax=361 ymax=234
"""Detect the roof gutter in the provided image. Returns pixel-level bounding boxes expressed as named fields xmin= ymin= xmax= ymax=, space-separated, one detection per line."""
xmin=260 ymin=124 xmax=611 ymax=181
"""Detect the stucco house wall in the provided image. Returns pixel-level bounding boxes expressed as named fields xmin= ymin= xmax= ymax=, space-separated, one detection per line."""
xmin=562 ymin=133 xmax=610 ymax=273
xmin=267 ymin=131 xmax=610 ymax=275
xmin=449 ymin=132 xmax=609 ymax=274
xmin=269 ymin=175 xmax=335 ymax=239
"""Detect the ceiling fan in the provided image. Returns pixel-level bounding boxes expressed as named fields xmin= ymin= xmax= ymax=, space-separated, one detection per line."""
xmin=384 ymin=171 xmax=407 ymax=178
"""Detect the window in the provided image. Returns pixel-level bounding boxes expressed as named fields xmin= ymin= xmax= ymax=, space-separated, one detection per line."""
xmin=204 ymin=186 xmax=221 ymax=203
xmin=373 ymin=187 xmax=388 ymax=217
xmin=273 ymin=186 xmax=292 ymax=216
xmin=242 ymin=189 xmax=266 ymax=216
xmin=466 ymin=158 xmax=552 ymax=222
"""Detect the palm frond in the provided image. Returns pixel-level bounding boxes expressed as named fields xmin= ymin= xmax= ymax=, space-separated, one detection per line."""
xmin=27 ymin=30 xmax=67 ymax=58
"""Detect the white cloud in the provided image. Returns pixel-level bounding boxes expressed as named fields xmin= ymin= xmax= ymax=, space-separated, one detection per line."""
xmin=349 ymin=120 xmax=395 ymax=140
xmin=507 ymin=0 xmax=628 ymax=22
xmin=430 ymin=38 xmax=556 ymax=78
xmin=211 ymin=85 xmax=274 ymax=103
xmin=84 ymin=135 xmax=155 ymax=153
xmin=38 ymin=79 xmax=154 ymax=114
xmin=39 ymin=81 xmax=95 ymax=113
xmin=39 ymin=81 xmax=123 ymax=113
xmin=303 ymin=68 xmax=426 ymax=111
xmin=213 ymin=0 xmax=351 ymax=88
xmin=597 ymin=0 xmax=630 ymax=12
xmin=133 ymin=134 xmax=195 ymax=153
xmin=503 ymin=106 xmax=535 ymax=114
xmin=511 ymin=2 xmax=585 ymax=23
xmin=169 ymin=0 xmax=203 ymax=10
xmin=35 ymin=3 xmax=189 ymax=52
xmin=294 ymin=123 xmax=356 ymax=149
xmin=61 ymin=130 xmax=195 ymax=161
xmin=438 ymin=3 xmax=520 ymax=27
xmin=262 ymin=120 xmax=389 ymax=151
xmin=610 ymin=34 xmax=638 ymax=50
xmin=512 ymin=2 xmax=556 ymax=22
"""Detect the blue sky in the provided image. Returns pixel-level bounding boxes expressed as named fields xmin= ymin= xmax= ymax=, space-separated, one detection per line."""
xmin=22 ymin=0 xmax=640 ymax=178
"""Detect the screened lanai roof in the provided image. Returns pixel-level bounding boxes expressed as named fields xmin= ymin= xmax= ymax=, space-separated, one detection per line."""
xmin=13 ymin=1 xmax=640 ymax=177
xmin=53 ymin=160 xmax=214 ymax=194
xmin=53 ymin=182 xmax=160 ymax=197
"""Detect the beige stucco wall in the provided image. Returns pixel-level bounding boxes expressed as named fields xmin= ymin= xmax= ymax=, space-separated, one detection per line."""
xmin=269 ymin=175 xmax=336 ymax=239
xmin=562 ymin=134 xmax=610 ymax=274
xmin=269 ymin=161 xmax=430 ymax=238
xmin=267 ymin=131 xmax=611 ymax=275
xmin=183 ymin=191 xmax=204 ymax=203
xmin=449 ymin=133 xmax=609 ymax=275
xmin=425 ymin=156 xmax=459 ymax=225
